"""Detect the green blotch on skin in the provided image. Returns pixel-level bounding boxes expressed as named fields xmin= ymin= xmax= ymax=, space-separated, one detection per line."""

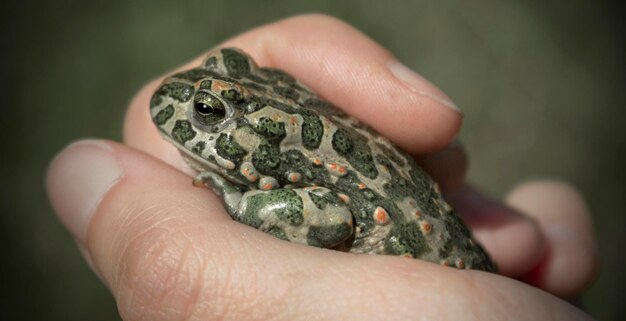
xmin=332 ymin=128 xmax=353 ymax=154
xmin=215 ymin=133 xmax=247 ymax=164
xmin=236 ymin=117 xmax=251 ymax=129
xmin=155 ymin=82 xmax=194 ymax=103
xmin=221 ymin=89 xmax=243 ymax=103
xmin=192 ymin=141 xmax=206 ymax=155
xmin=376 ymin=143 xmax=406 ymax=167
xmin=199 ymin=80 xmax=212 ymax=90
xmin=154 ymin=104 xmax=174 ymax=125
xmin=245 ymin=100 xmax=264 ymax=114
xmin=303 ymin=98 xmax=344 ymax=117
xmin=259 ymin=68 xmax=296 ymax=84
xmin=406 ymin=166 xmax=442 ymax=218
xmin=307 ymin=223 xmax=353 ymax=248
xmin=240 ymin=195 xmax=265 ymax=228
xmin=332 ymin=128 xmax=378 ymax=179
xmin=172 ymin=68 xmax=215 ymax=82
xmin=288 ymin=82 xmax=308 ymax=94
xmin=204 ymin=56 xmax=218 ymax=69
xmin=149 ymin=92 xmax=163 ymax=109
xmin=269 ymin=189 xmax=304 ymax=226
xmin=254 ymin=117 xmax=286 ymax=143
xmin=242 ymin=81 xmax=267 ymax=92
xmin=360 ymin=188 xmax=377 ymax=201
xmin=301 ymin=110 xmax=324 ymax=150
xmin=309 ymin=192 xmax=327 ymax=210
xmin=273 ymin=86 xmax=300 ymax=101
xmin=249 ymin=96 xmax=299 ymax=114
xmin=268 ymin=227 xmax=289 ymax=241
xmin=222 ymin=48 xmax=250 ymax=76
xmin=171 ymin=120 xmax=196 ymax=144
xmin=211 ymin=74 xmax=237 ymax=83
xmin=384 ymin=222 xmax=430 ymax=258
xmin=309 ymin=191 xmax=341 ymax=210
xmin=252 ymin=143 xmax=281 ymax=174
xmin=380 ymin=155 xmax=418 ymax=200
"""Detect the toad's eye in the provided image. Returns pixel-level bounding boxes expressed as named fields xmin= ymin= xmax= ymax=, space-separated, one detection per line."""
xmin=193 ymin=92 xmax=226 ymax=124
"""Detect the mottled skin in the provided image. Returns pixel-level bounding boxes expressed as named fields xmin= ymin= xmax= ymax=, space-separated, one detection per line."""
xmin=150 ymin=48 xmax=496 ymax=272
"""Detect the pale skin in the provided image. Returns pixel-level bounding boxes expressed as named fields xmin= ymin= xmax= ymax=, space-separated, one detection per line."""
xmin=46 ymin=15 xmax=598 ymax=320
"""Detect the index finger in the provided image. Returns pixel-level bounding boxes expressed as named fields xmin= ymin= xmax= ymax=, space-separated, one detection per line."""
xmin=124 ymin=14 xmax=462 ymax=168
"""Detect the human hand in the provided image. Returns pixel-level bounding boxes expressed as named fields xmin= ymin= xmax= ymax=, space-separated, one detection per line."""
xmin=47 ymin=15 xmax=598 ymax=320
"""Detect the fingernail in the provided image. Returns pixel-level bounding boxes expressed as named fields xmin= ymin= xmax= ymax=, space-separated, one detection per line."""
xmin=387 ymin=60 xmax=460 ymax=112
xmin=46 ymin=140 xmax=123 ymax=244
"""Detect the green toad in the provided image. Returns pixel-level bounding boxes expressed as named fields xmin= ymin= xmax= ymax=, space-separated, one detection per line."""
xmin=150 ymin=48 xmax=496 ymax=272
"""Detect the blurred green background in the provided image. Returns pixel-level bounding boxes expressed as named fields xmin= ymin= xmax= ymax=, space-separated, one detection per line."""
xmin=1 ymin=0 xmax=623 ymax=320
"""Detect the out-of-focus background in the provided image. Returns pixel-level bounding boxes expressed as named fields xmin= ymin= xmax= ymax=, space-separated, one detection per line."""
xmin=1 ymin=0 xmax=623 ymax=320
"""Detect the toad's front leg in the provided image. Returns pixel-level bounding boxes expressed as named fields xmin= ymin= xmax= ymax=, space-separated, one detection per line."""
xmin=236 ymin=187 xmax=354 ymax=248
xmin=195 ymin=172 xmax=354 ymax=248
